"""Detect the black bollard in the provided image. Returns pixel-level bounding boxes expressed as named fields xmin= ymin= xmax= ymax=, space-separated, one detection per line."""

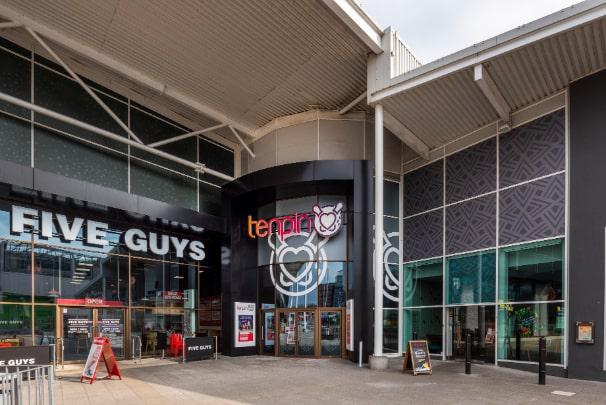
xmin=515 ymin=329 xmax=521 ymax=360
xmin=465 ymin=333 xmax=471 ymax=374
xmin=538 ymin=336 xmax=546 ymax=385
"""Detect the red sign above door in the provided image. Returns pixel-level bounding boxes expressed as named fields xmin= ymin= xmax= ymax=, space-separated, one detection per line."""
xmin=57 ymin=298 xmax=123 ymax=307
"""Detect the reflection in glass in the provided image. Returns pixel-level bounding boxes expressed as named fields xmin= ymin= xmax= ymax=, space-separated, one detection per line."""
xmin=262 ymin=311 xmax=275 ymax=354
xmin=320 ymin=311 xmax=341 ymax=356
xmin=497 ymin=303 xmax=564 ymax=364
xmin=62 ymin=307 xmax=93 ymax=361
xmin=297 ymin=311 xmax=315 ymax=355
xmin=383 ymin=309 xmax=398 ymax=353
xmin=0 ymin=304 xmax=32 ymax=346
xmin=34 ymin=305 xmax=55 ymax=345
xmin=98 ymin=308 xmax=125 ymax=358
xmin=404 ymin=259 xmax=442 ymax=307
xmin=446 ymin=251 xmax=496 ymax=304
xmin=0 ymin=241 xmax=32 ymax=302
xmin=131 ymin=309 xmax=185 ymax=356
xmin=130 ymin=258 xmax=197 ymax=308
xmin=403 ymin=307 xmax=442 ymax=354
xmin=448 ymin=305 xmax=495 ymax=363
xmin=274 ymin=262 xmax=318 ymax=308
xmin=318 ymin=262 xmax=345 ymax=307
xmin=498 ymin=239 xmax=564 ymax=303
xmin=279 ymin=312 xmax=295 ymax=355
xmin=34 ymin=246 xmax=127 ymax=304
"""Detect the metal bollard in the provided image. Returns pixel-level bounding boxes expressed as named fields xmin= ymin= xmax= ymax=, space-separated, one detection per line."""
xmin=358 ymin=341 xmax=363 ymax=367
xmin=538 ymin=336 xmax=546 ymax=385
xmin=465 ymin=333 xmax=471 ymax=375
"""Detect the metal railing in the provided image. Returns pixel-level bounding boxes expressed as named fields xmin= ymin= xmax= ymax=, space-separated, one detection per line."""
xmin=131 ymin=336 xmax=142 ymax=364
xmin=0 ymin=365 xmax=54 ymax=405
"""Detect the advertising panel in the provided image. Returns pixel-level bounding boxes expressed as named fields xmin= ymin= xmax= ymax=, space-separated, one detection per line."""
xmin=184 ymin=337 xmax=215 ymax=361
xmin=234 ymin=302 xmax=256 ymax=348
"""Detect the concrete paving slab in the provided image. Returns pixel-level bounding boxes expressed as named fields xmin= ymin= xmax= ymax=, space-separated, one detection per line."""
xmin=51 ymin=356 xmax=606 ymax=404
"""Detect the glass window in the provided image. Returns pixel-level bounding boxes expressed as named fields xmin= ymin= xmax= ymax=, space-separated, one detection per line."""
xmin=0 ymin=241 xmax=32 ymax=302
xmin=0 ymin=304 xmax=32 ymax=346
xmin=321 ymin=224 xmax=347 ymax=261
xmin=274 ymin=262 xmax=317 ymax=308
xmin=34 ymin=305 xmax=56 ymax=345
xmin=199 ymin=182 xmax=222 ymax=216
xmin=131 ymin=308 xmax=185 ymax=356
xmin=383 ymin=309 xmax=398 ymax=353
xmin=498 ymin=239 xmax=564 ymax=303
xmin=403 ymin=307 xmax=442 ymax=354
xmin=199 ymin=137 xmax=234 ymax=185
xmin=33 ymin=246 xmax=128 ymax=305
xmin=446 ymin=250 xmax=496 ymax=305
xmin=383 ymin=264 xmax=399 ymax=308
xmin=449 ymin=305 xmax=495 ymax=363
xmin=497 ymin=303 xmax=565 ymax=364
xmin=258 ymin=266 xmax=275 ymax=306
xmin=404 ymin=259 xmax=442 ymax=307
xmin=384 ymin=180 xmax=400 ymax=217
xmin=276 ymin=196 xmax=317 ymax=217
xmin=0 ymin=114 xmax=31 ymax=166
xmin=0 ymin=47 xmax=30 ymax=118
xmin=318 ymin=262 xmax=345 ymax=307
xmin=130 ymin=257 xmax=197 ymax=308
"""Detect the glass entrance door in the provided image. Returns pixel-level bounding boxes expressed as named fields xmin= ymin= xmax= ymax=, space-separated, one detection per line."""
xmin=61 ymin=307 xmax=126 ymax=362
xmin=276 ymin=308 xmax=343 ymax=357
xmin=260 ymin=309 xmax=276 ymax=355
xmin=62 ymin=307 xmax=94 ymax=362
xmin=448 ymin=305 xmax=495 ymax=363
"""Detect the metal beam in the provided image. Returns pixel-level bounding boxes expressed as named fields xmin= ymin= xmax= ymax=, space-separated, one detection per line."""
xmin=383 ymin=110 xmax=430 ymax=160
xmin=339 ymin=91 xmax=367 ymax=115
xmin=474 ymin=64 xmax=511 ymax=122
xmin=0 ymin=21 xmax=21 ymax=29
xmin=229 ymin=126 xmax=255 ymax=159
xmin=322 ymin=0 xmax=383 ymax=54
xmin=148 ymin=123 xmax=228 ymax=148
xmin=0 ymin=90 xmax=234 ymax=183
xmin=0 ymin=4 xmax=255 ymax=136
xmin=25 ymin=27 xmax=144 ymax=145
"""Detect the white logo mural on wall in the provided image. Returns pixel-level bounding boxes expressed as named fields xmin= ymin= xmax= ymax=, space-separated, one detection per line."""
xmin=373 ymin=229 xmax=401 ymax=303
xmin=268 ymin=204 xmax=343 ymax=297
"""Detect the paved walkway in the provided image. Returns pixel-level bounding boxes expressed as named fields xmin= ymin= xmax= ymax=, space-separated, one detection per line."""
xmin=54 ymin=356 xmax=606 ymax=404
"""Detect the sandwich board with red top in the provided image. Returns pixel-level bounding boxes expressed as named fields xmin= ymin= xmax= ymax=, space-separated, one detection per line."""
xmin=81 ymin=336 xmax=122 ymax=384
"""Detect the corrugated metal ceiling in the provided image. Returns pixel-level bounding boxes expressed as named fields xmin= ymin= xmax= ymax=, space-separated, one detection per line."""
xmin=383 ymin=17 xmax=606 ymax=151
xmin=0 ymin=0 xmax=370 ymax=135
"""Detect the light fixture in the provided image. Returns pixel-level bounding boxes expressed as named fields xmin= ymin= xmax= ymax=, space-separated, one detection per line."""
xmin=76 ymin=267 xmax=91 ymax=272
xmin=77 ymin=262 xmax=93 ymax=267
xmin=174 ymin=275 xmax=184 ymax=279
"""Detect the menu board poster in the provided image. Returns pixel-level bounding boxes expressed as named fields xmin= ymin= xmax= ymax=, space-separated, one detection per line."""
xmin=234 ymin=302 xmax=256 ymax=348
xmin=403 ymin=340 xmax=432 ymax=375
xmin=576 ymin=321 xmax=594 ymax=344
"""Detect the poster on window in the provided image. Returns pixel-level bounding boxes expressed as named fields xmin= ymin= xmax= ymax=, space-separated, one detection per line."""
xmin=234 ymin=302 xmax=256 ymax=347
xmin=346 ymin=299 xmax=354 ymax=351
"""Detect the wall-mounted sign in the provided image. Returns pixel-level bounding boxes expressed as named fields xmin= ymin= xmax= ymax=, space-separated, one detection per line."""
xmin=234 ymin=302 xmax=256 ymax=348
xmin=346 ymin=299 xmax=354 ymax=351
xmin=57 ymin=298 xmax=123 ymax=307
xmin=247 ymin=203 xmax=343 ymax=240
xmin=576 ymin=321 xmax=594 ymax=344
xmin=10 ymin=205 xmax=205 ymax=261
xmin=162 ymin=291 xmax=185 ymax=301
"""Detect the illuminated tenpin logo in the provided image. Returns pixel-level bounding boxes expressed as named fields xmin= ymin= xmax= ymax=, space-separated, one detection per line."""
xmin=255 ymin=203 xmax=344 ymax=298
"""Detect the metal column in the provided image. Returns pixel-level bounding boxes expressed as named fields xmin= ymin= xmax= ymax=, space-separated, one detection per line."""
xmin=374 ymin=104 xmax=384 ymax=357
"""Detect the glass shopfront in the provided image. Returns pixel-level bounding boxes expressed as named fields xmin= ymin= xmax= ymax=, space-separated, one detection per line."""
xmin=0 ymin=197 xmax=220 ymax=362
xmin=255 ymin=195 xmax=349 ymax=358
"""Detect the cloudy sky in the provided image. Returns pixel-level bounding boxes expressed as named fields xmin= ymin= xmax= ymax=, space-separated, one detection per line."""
xmin=359 ymin=0 xmax=582 ymax=62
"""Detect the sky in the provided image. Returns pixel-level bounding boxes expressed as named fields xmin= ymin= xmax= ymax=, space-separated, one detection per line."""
xmin=359 ymin=0 xmax=582 ymax=63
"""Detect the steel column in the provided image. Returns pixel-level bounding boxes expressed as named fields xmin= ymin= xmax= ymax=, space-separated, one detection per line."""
xmin=374 ymin=104 xmax=384 ymax=357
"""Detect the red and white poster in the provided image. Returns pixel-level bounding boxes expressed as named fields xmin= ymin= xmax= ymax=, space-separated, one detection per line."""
xmin=80 ymin=336 xmax=122 ymax=384
xmin=234 ymin=302 xmax=256 ymax=348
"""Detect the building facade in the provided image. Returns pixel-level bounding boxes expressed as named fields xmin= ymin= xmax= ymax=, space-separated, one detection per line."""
xmin=0 ymin=0 xmax=605 ymax=383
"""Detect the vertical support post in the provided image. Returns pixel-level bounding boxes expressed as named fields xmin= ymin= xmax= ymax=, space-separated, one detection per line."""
xmin=538 ymin=336 xmax=546 ymax=385
xmin=374 ymin=104 xmax=384 ymax=358
xmin=358 ymin=341 xmax=363 ymax=367
xmin=465 ymin=333 xmax=471 ymax=374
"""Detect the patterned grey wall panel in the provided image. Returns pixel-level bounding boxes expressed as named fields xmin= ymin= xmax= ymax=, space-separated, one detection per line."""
xmin=499 ymin=173 xmax=565 ymax=245
xmin=446 ymin=194 xmax=496 ymax=254
xmin=446 ymin=138 xmax=496 ymax=203
xmin=403 ymin=210 xmax=443 ymax=262
xmin=499 ymin=109 xmax=565 ymax=187
xmin=404 ymin=160 xmax=443 ymax=216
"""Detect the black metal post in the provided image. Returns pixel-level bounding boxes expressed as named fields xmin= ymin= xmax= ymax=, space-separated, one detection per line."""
xmin=515 ymin=329 xmax=521 ymax=360
xmin=538 ymin=336 xmax=546 ymax=385
xmin=465 ymin=333 xmax=471 ymax=375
